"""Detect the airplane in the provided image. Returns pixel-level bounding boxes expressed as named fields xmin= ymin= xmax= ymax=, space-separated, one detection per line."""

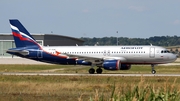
xmin=7 ymin=19 xmax=177 ymax=74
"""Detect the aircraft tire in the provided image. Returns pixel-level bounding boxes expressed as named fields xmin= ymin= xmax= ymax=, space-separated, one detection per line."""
xmin=152 ymin=70 xmax=156 ymax=74
xmin=89 ymin=68 xmax=95 ymax=74
xmin=96 ymin=68 xmax=102 ymax=74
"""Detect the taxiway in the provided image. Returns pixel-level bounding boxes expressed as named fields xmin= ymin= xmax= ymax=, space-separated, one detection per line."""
xmin=1 ymin=72 xmax=180 ymax=77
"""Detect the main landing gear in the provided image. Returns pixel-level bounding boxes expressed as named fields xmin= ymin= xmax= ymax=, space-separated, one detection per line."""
xmin=89 ymin=68 xmax=95 ymax=74
xmin=151 ymin=64 xmax=156 ymax=74
xmin=89 ymin=66 xmax=103 ymax=74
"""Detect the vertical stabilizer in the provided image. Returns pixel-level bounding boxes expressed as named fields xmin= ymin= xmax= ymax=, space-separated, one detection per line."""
xmin=9 ymin=19 xmax=39 ymax=48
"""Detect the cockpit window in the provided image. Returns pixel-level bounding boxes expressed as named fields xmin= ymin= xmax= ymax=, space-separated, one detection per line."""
xmin=161 ymin=50 xmax=170 ymax=53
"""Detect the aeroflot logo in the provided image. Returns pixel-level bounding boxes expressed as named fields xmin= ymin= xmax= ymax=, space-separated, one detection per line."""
xmin=121 ymin=47 xmax=143 ymax=49
xmin=10 ymin=24 xmax=36 ymax=42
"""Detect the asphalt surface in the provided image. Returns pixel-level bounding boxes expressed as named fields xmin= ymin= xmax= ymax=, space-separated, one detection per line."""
xmin=1 ymin=72 xmax=180 ymax=77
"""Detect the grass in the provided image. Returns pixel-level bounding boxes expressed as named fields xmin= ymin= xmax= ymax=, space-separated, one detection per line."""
xmin=0 ymin=64 xmax=74 ymax=72
xmin=0 ymin=64 xmax=180 ymax=100
xmin=0 ymin=75 xmax=180 ymax=101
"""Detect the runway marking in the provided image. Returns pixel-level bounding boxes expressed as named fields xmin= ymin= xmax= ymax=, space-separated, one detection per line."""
xmin=1 ymin=72 xmax=180 ymax=77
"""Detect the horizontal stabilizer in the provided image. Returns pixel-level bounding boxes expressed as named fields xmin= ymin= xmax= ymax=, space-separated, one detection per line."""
xmin=6 ymin=50 xmax=29 ymax=56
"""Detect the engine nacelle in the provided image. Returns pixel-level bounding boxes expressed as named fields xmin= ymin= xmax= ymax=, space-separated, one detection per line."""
xmin=103 ymin=60 xmax=131 ymax=70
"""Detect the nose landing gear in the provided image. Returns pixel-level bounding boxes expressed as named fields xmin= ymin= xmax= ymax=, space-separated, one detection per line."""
xmin=151 ymin=64 xmax=156 ymax=74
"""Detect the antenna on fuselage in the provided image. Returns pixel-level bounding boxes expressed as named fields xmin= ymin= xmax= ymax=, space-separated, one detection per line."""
xmin=150 ymin=43 xmax=152 ymax=46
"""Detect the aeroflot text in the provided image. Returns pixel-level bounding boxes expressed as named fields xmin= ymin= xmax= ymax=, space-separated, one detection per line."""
xmin=121 ymin=47 xmax=143 ymax=49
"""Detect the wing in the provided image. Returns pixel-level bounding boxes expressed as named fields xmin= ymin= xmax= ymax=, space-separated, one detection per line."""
xmin=63 ymin=53 xmax=127 ymax=64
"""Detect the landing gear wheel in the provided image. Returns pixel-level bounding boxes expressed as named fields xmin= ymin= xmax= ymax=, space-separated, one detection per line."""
xmin=89 ymin=68 xmax=95 ymax=74
xmin=152 ymin=70 xmax=156 ymax=74
xmin=151 ymin=64 xmax=156 ymax=74
xmin=96 ymin=68 xmax=103 ymax=74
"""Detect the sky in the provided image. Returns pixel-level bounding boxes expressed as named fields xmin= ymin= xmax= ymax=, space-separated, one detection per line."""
xmin=0 ymin=0 xmax=180 ymax=38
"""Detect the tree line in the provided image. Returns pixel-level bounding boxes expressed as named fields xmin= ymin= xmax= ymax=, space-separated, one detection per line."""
xmin=80 ymin=35 xmax=180 ymax=46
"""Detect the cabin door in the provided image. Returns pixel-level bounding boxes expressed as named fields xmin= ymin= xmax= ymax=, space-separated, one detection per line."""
xmin=37 ymin=50 xmax=43 ymax=58
xmin=149 ymin=47 xmax=155 ymax=58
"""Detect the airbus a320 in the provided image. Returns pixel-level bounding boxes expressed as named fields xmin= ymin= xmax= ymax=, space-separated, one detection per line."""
xmin=7 ymin=19 xmax=177 ymax=74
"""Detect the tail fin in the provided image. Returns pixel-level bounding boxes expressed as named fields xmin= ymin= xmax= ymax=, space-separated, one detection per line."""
xmin=9 ymin=19 xmax=39 ymax=48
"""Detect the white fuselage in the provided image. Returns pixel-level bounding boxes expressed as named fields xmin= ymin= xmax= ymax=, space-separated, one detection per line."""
xmin=42 ymin=45 xmax=177 ymax=64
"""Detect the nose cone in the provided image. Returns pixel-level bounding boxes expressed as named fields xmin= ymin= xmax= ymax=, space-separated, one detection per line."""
xmin=169 ymin=53 xmax=177 ymax=62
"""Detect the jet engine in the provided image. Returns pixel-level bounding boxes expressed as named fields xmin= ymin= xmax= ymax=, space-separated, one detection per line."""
xmin=103 ymin=60 xmax=131 ymax=70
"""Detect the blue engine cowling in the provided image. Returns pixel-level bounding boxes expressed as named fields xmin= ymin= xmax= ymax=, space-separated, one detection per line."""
xmin=103 ymin=60 xmax=131 ymax=70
